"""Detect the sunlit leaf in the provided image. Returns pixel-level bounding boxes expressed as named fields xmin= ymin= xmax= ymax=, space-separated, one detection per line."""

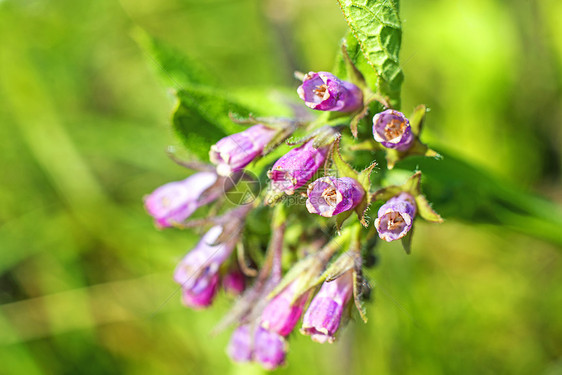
xmin=416 ymin=194 xmax=444 ymax=223
xmin=332 ymin=137 xmax=360 ymax=180
xmin=337 ymin=0 xmax=404 ymax=108
xmin=132 ymin=27 xmax=214 ymax=89
xmin=409 ymin=104 xmax=427 ymax=136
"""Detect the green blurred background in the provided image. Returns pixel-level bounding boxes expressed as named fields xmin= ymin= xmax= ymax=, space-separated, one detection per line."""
xmin=1 ymin=0 xmax=562 ymax=374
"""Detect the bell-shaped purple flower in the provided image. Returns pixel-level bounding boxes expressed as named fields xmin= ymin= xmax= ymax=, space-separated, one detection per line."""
xmin=260 ymin=280 xmax=310 ymax=336
xmin=174 ymin=225 xmax=236 ymax=309
xmin=267 ymin=140 xmax=329 ymax=195
xmin=301 ymin=270 xmax=353 ymax=344
xmin=227 ymin=325 xmax=287 ymax=370
xmin=144 ymin=171 xmax=218 ymax=228
xmin=372 ymin=109 xmax=414 ymax=151
xmin=210 ymin=124 xmax=278 ymax=176
xmin=374 ymin=192 xmax=417 ymax=242
xmin=306 ymin=177 xmax=364 ymax=217
xmin=297 ymin=72 xmax=363 ymax=112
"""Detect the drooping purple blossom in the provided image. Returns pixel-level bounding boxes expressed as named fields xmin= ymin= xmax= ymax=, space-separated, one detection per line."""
xmin=306 ymin=176 xmax=365 ymax=217
xmin=227 ymin=325 xmax=287 ymax=370
xmin=297 ymin=72 xmax=363 ymax=112
xmin=174 ymin=225 xmax=236 ymax=309
xmin=210 ymin=124 xmax=278 ymax=176
xmin=374 ymin=192 xmax=417 ymax=242
xmin=372 ymin=109 xmax=414 ymax=151
xmin=267 ymin=140 xmax=329 ymax=195
xmin=260 ymin=279 xmax=310 ymax=336
xmin=301 ymin=270 xmax=353 ymax=343
xmin=144 ymin=171 xmax=218 ymax=228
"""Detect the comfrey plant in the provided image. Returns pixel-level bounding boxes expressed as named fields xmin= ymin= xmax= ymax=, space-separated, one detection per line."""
xmin=140 ymin=0 xmax=449 ymax=370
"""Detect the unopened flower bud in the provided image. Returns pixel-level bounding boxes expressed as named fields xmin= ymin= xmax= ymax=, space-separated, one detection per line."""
xmin=144 ymin=171 xmax=218 ymax=228
xmin=226 ymin=325 xmax=287 ymax=370
xmin=210 ymin=124 xmax=278 ymax=176
xmin=261 ymin=280 xmax=309 ymax=336
xmin=301 ymin=270 xmax=353 ymax=343
xmin=227 ymin=325 xmax=253 ymax=363
xmin=267 ymin=140 xmax=329 ymax=195
xmin=222 ymin=269 xmax=245 ymax=296
xmin=306 ymin=177 xmax=364 ymax=217
xmin=174 ymin=225 xmax=236 ymax=309
xmin=374 ymin=192 xmax=417 ymax=242
xmin=181 ymin=271 xmax=220 ymax=309
xmin=253 ymin=326 xmax=287 ymax=370
xmin=298 ymin=72 xmax=363 ymax=112
xmin=372 ymin=109 xmax=414 ymax=151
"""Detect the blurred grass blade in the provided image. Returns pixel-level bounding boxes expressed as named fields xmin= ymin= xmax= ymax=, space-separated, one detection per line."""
xmin=0 ymin=275 xmax=169 ymax=345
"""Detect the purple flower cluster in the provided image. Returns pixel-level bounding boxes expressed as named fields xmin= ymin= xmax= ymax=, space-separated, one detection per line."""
xmin=228 ymin=269 xmax=354 ymax=366
xmin=262 ymin=272 xmax=353 ymax=344
xmin=144 ymin=61 xmax=441 ymax=370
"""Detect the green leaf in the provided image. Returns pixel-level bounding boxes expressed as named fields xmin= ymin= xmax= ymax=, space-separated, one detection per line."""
xmin=354 ymin=163 xmax=376 ymax=227
xmin=172 ymin=88 xmax=252 ymax=159
xmin=332 ymin=137 xmax=360 ymax=180
xmin=403 ymin=171 xmax=422 ymax=196
xmin=132 ymin=27 xmax=214 ymax=89
xmin=358 ymin=162 xmax=377 ymax=194
xmin=372 ymin=185 xmax=402 ymax=202
xmin=337 ymin=0 xmax=404 ymax=108
xmin=320 ymin=251 xmax=357 ymax=283
xmin=409 ymin=104 xmax=427 ymax=136
xmin=229 ymin=87 xmax=294 ymax=118
xmin=336 ymin=34 xmax=377 ymax=92
xmin=400 ymin=227 xmax=413 ymax=254
xmin=332 ymin=137 xmax=373 ymax=228
xmin=336 ymin=210 xmax=353 ymax=233
xmin=339 ymin=40 xmax=369 ymax=90
xmin=349 ymin=107 xmax=368 ymax=138
xmin=397 ymin=153 xmax=562 ymax=247
xmin=135 ymin=29 xmax=253 ymax=159
xmin=352 ymin=268 xmax=368 ymax=322
xmin=415 ymin=194 xmax=444 ymax=223
xmin=135 ymin=29 xmax=292 ymax=159
xmin=355 ymin=199 xmax=371 ymax=227
xmin=348 ymin=139 xmax=381 ymax=152
xmin=267 ymin=255 xmax=325 ymax=301
xmin=384 ymin=139 xmax=440 ymax=169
